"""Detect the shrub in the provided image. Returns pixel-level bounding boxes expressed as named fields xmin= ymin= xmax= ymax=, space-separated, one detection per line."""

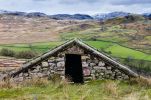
xmin=0 ymin=48 xmax=15 ymax=57
xmin=16 ymin=50 xmax=37 ymax=59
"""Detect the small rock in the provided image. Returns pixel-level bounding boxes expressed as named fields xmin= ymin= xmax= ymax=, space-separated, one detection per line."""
xmin=57 ymin=61 xmax=65 ymax=67
xmin=98 ymin=61 xmax=105 ymax=67
xmin=90 ymin=63 xmax=96 ymax=67
xmin=82 ymin=62 xmax=89 ymax=67
xmin=107 ymin=66 xmax=112 ymax=70
xmin=42 ymin=62 xmax=49 ymax=67
xmin=56 ymin=58 xmax=64 ymax=62
xmin=19 ymin=73 xmax=23 ymax=77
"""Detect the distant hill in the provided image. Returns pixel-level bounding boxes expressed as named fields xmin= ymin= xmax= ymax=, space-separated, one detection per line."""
xmin=1 ymin=10 xmax=151 ymax=20
xmin=104 ymin=14 xmax=145 ymax=24
xmin=143 ymin=13 xmax=151 ymax=19
xmin=0 ymin=10 xmax=93 ymax=20
xmin=49 ymin=14 xmax=93 ymax=20
xmin=93 ymin=12 xmax=131 ymax=20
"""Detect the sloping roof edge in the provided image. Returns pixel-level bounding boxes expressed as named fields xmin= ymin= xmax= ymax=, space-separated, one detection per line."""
xmin=10 ymin=38 xmax=138 ymax=78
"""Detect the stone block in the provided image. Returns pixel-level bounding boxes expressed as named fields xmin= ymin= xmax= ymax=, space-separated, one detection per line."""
xmin=98 ymin=75 xmax=103 ymax=79
xmin=107 ymin=66 xmax=112 ymax=70
xmin=42 ymin=67 xmax=48 ymax=71
xmin=117 ymin=76 xmax=123 ymax=80
xmin=86 ymin=59 xmax=91 ymax=63
xmin=56 ymin=68 xmax=64 ymax=71
xmin=115 ymin=69 xmax=119 ymax=72
xmin=100 ymin=73 xmax=104 ymax=76
xmin=105 ymin=75 xmax=110 ymax=79
xmin=48 ymin=59 xmax=55 ymax=63
xmin=31 ymin=69 xmax=39 ymax=73
xmin=24 ymin=73 xmax=29 ymax=77
xmin=47 ymin=71 xmax=51 ymax=75
xmin=94 ymin=67 xmax=106 ymax=72
xmin=94 ymin=59 xmax=99 ymax=64
xmin=90 ymin=63 xmax=96 ymax=67
xmin=60 ymin=76 xmax=65 ymax=80
xmin=116 ymin=71 xmax=122 ymax=76
xmin=19 ymin=73 xmax=23 ymax=77
xmin=42 ymin=62 xmax=49 ymax=67
xmin=57 ymin=61 xmax=65 ymax=67
xmin=98 ymin=61 xmax=105 ymax=67
xmin=91 ymin=70 xmax=95 ymax=74
xmin=56 ymin=58 xmax=64 ymax=62
xmin=82 ymin=62 xmax=89 ymax=67
xmin=84 ymin=76 xmax=93 ymax=81
xmin=36 ymin=65 xmax=41 ymax=70
xmin=105 ymin=70 xmax=112 ymax=75
xmin=123 ymin=75 xmax=129 ymax=80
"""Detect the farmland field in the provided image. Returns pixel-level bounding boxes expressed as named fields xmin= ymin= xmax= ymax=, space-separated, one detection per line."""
xmin=1 ymin=40 xmax=151 ymax=61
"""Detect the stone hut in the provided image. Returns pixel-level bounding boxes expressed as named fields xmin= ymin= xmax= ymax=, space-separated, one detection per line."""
xmin=10 ymin=38 xmax=138 ymax=83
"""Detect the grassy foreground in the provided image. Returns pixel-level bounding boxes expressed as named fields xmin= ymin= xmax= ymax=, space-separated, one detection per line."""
xmin=0 ymin=78 xmax=151 ymax=100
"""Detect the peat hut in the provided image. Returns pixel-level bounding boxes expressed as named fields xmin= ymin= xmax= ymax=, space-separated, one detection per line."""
xmin=10 ymin=38 xmax=138 ymax=83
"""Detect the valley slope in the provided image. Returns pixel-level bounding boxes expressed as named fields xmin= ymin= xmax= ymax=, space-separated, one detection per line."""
xmin=0 ymin=14 xmax=151 ymax=55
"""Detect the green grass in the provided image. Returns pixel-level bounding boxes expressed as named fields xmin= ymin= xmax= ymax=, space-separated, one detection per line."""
xmin=0 ymin=42 xmax=62 ymax=53
xmin=86 ymin=41 xmax=113 ymax=49
xmin=85 ymin=41 xmax=151 ymax=61
xmin=0 ymin=40 xmax=151 ymax=61
xmin=0 ymin=80 xmax=151 ymax=100
xmin=105 ymin=44 xmax=151 ymax=61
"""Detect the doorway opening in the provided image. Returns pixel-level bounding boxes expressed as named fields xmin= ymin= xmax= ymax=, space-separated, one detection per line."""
xmin=65 ymin=54 xmax=84 ymax=83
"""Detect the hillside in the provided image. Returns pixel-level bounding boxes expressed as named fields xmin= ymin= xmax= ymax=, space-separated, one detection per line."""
xmin=60 ymin=15 xmax=151 ymax=54
xmin=0 ymin=13 xmax=151 ymax=54
xmin=0 ymin=14 xmax=90 ymax=44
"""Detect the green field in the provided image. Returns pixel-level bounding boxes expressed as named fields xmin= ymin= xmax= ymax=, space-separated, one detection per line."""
xmin=0 ymin=79 xmax=151 ymax=100
xmin=0 ymin=42 xmax=62 ymax=53
xmin=0 ymin=40 xmax=151 ymax=61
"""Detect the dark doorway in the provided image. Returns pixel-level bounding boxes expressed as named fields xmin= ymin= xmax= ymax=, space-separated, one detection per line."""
xmin=65 ymin=54 xmax=84 ymax=83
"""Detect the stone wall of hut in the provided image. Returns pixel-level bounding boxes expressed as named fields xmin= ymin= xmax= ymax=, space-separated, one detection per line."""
xmin=12 ymin=45 xmax=130 ymax=82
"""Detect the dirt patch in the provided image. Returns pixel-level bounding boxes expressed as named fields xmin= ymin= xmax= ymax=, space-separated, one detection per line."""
xmin=0 ymin=57 xmax=26 ymax=71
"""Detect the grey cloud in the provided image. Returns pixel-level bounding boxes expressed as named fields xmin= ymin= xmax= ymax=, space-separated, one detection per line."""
xmin=59 ymin=0 xmax=101 ymax=4
xmin=0 ymin=0 xmax=151 ymax=14
xmin=58 ymin=0 xmax=151 ymax=5
xmin=110 ymin=0 xmax=151 ymax=5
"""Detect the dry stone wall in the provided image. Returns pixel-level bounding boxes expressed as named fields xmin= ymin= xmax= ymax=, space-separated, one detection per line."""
xmin=12 ymin=45 xmax=130 ymax=82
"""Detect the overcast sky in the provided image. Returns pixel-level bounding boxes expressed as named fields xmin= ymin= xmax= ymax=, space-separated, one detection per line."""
xmin=0 ymin=0 xmax=151 ymax=15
